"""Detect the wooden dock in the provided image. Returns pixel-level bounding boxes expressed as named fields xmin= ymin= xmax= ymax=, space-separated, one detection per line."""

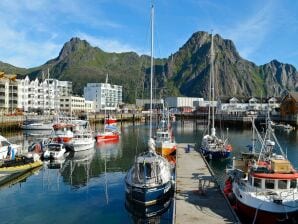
xmin=174 ymin=143 xmax=239 ymax=224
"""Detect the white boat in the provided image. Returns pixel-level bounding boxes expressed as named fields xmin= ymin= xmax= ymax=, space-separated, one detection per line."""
xmin=225 ymin=118 xmax=298 ymax=223
xmin=43 ymin=143 xmax=67 ymax=160
xmin=0 ymin=135 xmax=21 ymax=160
xmin=21 ymin=119 xmax=53 ymax=130
xmin=272 ymin=122 xmax=295 ymax=131
xmin=125 ymin=139 xmax=173 ymax=206
xmin=125 ymin=5 xmax=173 ymax=206
xmin=71 ymin=123 xmax=95 ymax=152
xmin=200 ymin=33 xmax=232 ymax=159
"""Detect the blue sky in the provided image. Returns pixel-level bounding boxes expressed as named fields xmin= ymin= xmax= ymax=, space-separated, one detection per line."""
xmin=0 ymin=0 xmax=297 ymax=69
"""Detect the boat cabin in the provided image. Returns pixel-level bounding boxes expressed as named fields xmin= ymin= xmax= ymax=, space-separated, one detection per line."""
xmin=134 ymin=154 xmax=163 ymax=185
xmin=248 ymin=174 xmax=297 ymax=190
xmin=247 ymin=157 xmax=298 ymax=191
xmin=156 ymin=131 xmax=171 ymax=142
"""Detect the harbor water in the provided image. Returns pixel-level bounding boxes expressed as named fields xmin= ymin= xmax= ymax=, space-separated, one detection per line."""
xmin=0 ymin=120 xmax=297 ymax=223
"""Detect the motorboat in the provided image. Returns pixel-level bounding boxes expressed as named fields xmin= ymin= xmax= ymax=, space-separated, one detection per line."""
xmin=0 ymin=154 xmax=42 ymax=175
xmin=21 ymin=119 xmax=53 ymax=130
xmin=71 ymin=123 xmax=95 ymax=152
xmin=43 ymin=143 xmax=67 ymax=160
xmin=96 ymin=125 xmax=120 ymax=143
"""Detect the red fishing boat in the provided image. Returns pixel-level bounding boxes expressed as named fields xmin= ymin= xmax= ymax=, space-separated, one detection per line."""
xmin=96 ymin=125 xmax=120 ymax=143
xmin=225 ymin=119 xmax=298 ymax=223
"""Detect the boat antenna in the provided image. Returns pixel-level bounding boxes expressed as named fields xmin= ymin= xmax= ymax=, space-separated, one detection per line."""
xmin=149 ymin=4 xmax=154 ymax=140
xmin=252 ymin=116 xmax=255 ymax=154
xmin=210 ymin=31 xmax=216 ymax=137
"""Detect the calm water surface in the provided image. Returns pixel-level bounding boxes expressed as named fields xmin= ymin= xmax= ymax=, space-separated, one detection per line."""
xmin=0 ymin=120 xmax=297 ymax=223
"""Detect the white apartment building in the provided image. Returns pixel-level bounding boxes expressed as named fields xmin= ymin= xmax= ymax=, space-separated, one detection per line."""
xmin=17 ymin=77 xmax=72 ymax=113
xmin=0 ymin=76 xmax=18 ymax=114
xmin=84 ymin=83 xmax=122 ymax=112
xmin=0 ymin=75 xmax=73 ymax=114
xmin=60 ymin=96 xmax=95 ymax=115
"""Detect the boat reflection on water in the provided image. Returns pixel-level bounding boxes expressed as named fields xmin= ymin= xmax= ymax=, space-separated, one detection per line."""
xmin=44 ymin=158 xmax=65 ymax=170
xmin=59 ymin=148 xmax=96 ymax=187
xmin=0 ymin=166 xmax=42 ymax=190
xmin=95 ymin=138 xmax=122 ymax=160
xmin=125 ymin=196 xmax=173 ymax=224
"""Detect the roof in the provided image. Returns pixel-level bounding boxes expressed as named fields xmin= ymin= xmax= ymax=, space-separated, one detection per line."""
xmin=288 ymin=92 xmax=298 ymax=101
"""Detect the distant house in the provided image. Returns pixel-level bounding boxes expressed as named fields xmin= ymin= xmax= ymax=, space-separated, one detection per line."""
xmin=280 ymin=92 xmax=298 ymax=116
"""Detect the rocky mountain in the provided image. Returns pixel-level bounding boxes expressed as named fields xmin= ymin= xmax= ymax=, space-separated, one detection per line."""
xmin=165 ymin=31 xmax=298 ymax=98
xmin=1 ymin=32 xmax=297 ymax=103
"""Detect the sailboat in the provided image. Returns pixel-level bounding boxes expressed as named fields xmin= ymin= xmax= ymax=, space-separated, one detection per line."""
xmin=225 ymin=117 xmax=298 ymax=223
xmin=200 ymin=33 xmax=232 ymax=159
xmin=96 ymin=74 xmax=120 ymax=143
xmin=124 ymin=4 xmax=173 ymax=206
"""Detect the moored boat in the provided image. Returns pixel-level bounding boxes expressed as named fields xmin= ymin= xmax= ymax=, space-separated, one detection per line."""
xmin=21 ymin=119 xmax=53 ymax=130
xmin=43 ymin=143 xmax=67 ymax=160
xmin=200 ymin=33 xmax=232 ymax=159
xmin=155 ymin=110 xmax=177 ymax=161
xmin=125 ymin=4 xmax=174 ymax=208
xmin=0 ymin=154 xmax=42 ymax=175
xmin=125 ymin=139 xmax=173 ymax=206
xmin=96 ymin=125 xmax=120 ymax=143
xmin=225 ymin=119 xmax=298 ymax=223
xmin=52 ymin=123 xmax=75 ymax=143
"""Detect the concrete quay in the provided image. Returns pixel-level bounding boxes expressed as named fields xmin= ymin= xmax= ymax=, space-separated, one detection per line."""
xmin=174 ymin=143 xmax=239 ymax=224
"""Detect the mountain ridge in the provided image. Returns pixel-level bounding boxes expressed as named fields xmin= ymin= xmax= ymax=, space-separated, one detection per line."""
xmin=0 ymin=31 xmax=297 ymax=103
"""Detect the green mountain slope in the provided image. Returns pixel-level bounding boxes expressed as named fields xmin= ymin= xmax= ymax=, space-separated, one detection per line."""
xmin=1 ymin=32 xmax=297 ymax=103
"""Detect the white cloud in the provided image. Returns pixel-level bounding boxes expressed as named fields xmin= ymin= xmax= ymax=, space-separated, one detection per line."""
xmin=221 ymin=2 xmax=276 ymax=59
xmin=0 ymin=21 xmax=61 ymax=67
xmin=77 ymin=33 xmax=148 ymax=55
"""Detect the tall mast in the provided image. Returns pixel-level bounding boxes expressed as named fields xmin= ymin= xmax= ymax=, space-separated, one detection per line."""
xmin=149 ymin=4 xmax=154 ymax=139
xmin=211 ymin=32 xmax=216 ymax=136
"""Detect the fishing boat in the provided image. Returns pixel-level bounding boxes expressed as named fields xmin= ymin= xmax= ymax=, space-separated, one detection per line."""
xmin=125 ymin=4 xmax=173 ymax=206
xmin=155 ymin=109 xmax=176 ymax=163
xmin=200 ymin=33 xmax=232 ymax=159
xmin=225 ymin=118 xmax=298 ymax=223
xmin=52 ymin=123 xmax=75 ymax=143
